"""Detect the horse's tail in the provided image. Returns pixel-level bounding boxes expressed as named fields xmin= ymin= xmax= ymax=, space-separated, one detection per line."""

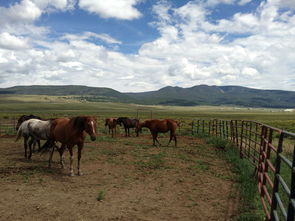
xmin=38 ymin=139 xmax=53 ymax=153
xmin=15 ymin=127 xmax=23 ymax=142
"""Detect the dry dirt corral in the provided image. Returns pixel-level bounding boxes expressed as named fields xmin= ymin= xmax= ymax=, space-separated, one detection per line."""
xmin=0 ymin=134 xmax=239 ymax=221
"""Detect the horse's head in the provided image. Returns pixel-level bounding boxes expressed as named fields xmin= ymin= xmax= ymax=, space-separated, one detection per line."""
xmin=73 ymin=116 xmax=97 ymax=141
xmin=116 ymin=118 xmax=122 ymax=126
xmin=16 ymin=115 xmax=26 ymax=131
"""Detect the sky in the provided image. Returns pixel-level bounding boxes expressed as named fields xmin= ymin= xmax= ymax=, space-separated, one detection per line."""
xmin=0 ymin=0 xmax=295 ymax=92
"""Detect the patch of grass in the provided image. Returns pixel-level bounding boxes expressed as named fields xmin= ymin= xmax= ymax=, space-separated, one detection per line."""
xmin=100 ymin=148 xmax=125 ymax=157
xmin=206 ymin=136 xmax=228 ymax=149
xmin=136 ymin=152 xmax=166 ymax=170
xmin=96 ymin=190 xmax=106 ymax=201
xmin=216 ymin=141 xmax=264 ymax=221
xmin=189 ymin=160 xmax=210 ymax=171
xmin=95 ymin=136 xmax=116 ymax=142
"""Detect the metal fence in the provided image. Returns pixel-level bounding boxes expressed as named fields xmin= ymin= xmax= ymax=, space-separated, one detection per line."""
xmin=192 ymin=119 xmax=295 ymax=221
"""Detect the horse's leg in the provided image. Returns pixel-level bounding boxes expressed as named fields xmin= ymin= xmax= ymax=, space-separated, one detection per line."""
xmin=23 ymin=136 xmax=28 ymax=158
xmin=56 ymin=144 xmax=66 ymax=169
xmin=77 ymin=143 xmax=84 ymax=176
xmin=167 ymin=130 xmax=174 ymax=146
xmin=125 ymin=127 xmax=127 ymax=136
xmin=28 ymin=137 xmax=34 ymax=160
xmin=37 ymin=140 xmax=41 ymax=152
xmin=128 ymin=128 xmax=130 ymax=137
xmin=174 ymin=134 xmax=177 ymax=147
xmin=111 ymin=128 xmax=114 ymax=138
xmin=152 ymin=132 xmax=159 ymax=146
xmin=68 ymin=145 xmax=75 ymax=176
xmin=48 ymin=143 xmax=55 ymax=168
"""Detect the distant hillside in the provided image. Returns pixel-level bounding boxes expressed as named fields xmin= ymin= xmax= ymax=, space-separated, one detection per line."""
xmin=0 ymin=85 xmax=133 ymax=103
xmin=127 ymin=85 xmax=295 ymax=108
xmin=1 ymin=85 xmax=295 ymax=108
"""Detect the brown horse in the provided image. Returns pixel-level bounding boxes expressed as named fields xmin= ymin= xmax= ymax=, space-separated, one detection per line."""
xmin=48 ymin=116 xmax=97 ymax=176
xmin=137 ymin=119 xmax=178 ymax=147
xmin=105 ymin=118 xmax=117 ymax=137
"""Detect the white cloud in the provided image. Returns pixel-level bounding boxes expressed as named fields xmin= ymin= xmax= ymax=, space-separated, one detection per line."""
xmin=78 ymin=0 xmax=142 ymax=20
xmin=0 ymin=0 xmax=42 ymax=24
xmin=0 ymin=0 xmax=295 ymax=92
xmin=0 ymin=32 xmax=30 ymax=50
xmin=62 ymin=32 xmax=122 ymax=44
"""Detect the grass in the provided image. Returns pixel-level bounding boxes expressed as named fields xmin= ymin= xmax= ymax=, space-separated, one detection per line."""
xmin=206 ymin=137 xmax=264 ymax=221
xmin=96 ymin=190 xmax=106 ymax=201
xmin=135 ymin=152 xmax=167 ymax=170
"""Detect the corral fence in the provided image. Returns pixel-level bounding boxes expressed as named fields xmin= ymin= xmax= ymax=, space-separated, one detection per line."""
xmin=192 ymin=119 xmax=295 ymax=221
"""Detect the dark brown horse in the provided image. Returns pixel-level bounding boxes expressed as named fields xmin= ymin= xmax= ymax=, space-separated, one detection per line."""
xmin=117 ymin=117 xmax=139 ymax=137
xmin=105 ymin=118 xmax=117 ymax=137
xmin=137 ymin=119 xmax=178 ymax=147
xmin=48 ymin=116 xmax=97 ymax=176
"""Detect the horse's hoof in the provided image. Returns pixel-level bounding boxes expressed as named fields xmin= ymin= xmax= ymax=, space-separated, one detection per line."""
xmin=78 ymin=171 xmax=83 ymax=176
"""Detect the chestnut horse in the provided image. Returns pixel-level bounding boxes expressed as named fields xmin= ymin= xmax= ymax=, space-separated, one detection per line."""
xmin=137 ymin=119 xmax=178 ymax=147
xmin=48 ymin=116 xmax=97 ymax=176
xmin=105 ymin=118 xmax=117 ymax=137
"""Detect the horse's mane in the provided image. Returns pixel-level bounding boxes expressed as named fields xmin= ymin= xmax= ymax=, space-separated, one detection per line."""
xmin=72 ymin=116 xmax=86 ymax=131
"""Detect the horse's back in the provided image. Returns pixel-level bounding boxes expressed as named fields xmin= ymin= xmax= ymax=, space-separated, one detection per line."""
xmin=51 ymin=118 xmax=71 ymax=141
xmin=147 ymin=119 xmax=177 ymax=132
xmin=27 ymin=119 xmax=52 ymax=139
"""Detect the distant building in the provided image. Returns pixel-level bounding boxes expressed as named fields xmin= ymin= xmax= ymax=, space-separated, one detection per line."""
xmin=284 ymin=109 xmax=295 ymax=112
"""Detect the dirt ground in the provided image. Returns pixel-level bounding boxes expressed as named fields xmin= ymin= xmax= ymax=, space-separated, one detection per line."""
xmin=0 ymin=132 xmax=239 ymax=221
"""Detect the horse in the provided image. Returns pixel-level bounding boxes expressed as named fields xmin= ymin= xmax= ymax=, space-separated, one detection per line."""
xmin=47 ymin=116 xmax=97 ymax=176
xmin=16 ymin=114 xmax=42 ymax=151
xmin=136 ymin=119 xmax=178 ymax=147
xmin=117 ymin=117 xmax=139 ymax=137
xmin=105 ymin=118 xmax=117 ymax=137
xmin=15 ymin=119 xmax=52 ymax=159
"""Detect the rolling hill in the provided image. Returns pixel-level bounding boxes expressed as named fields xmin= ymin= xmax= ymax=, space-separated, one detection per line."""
xmin=0 ymin=85 xmax=294 ymax=108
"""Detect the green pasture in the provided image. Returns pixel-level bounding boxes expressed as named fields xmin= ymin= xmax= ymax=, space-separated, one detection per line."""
xmin=1 ymin=94 xmax=294 ymax=132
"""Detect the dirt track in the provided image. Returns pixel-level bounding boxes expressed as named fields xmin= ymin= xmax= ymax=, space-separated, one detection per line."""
xmin=0 ymin=134 xmax=238 ymax=221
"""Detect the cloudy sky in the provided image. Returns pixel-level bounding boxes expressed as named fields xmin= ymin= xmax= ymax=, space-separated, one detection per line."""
xmin=0 ymin=0 xmax=295 ymax=92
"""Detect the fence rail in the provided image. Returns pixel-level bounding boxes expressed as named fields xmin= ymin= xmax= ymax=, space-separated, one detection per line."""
xmin=192 ymin=119 xmax=295 ymax=221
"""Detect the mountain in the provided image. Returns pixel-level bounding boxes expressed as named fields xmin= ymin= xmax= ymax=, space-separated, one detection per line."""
xmin=0 ymin=85 xmax=294 ymax=108
xmin=0 ymin=85 xmax=133 ymax=103
xmin=127 ymin=85 xmax=295 ymax=108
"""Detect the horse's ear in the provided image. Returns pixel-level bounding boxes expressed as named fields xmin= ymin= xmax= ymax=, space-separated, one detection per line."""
xmin=73 ymin=117 xmax=85 ymax=130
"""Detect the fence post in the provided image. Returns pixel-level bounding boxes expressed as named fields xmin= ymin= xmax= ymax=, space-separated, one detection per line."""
xmin=240 ymin=120 xmax=244 ymax=158
xmin=230 ymin=120 xmax=234 ymax=143
xmin=202 ymin=120 xmax=205 ymax=134
xmin=209 ymin=120 xmax=211 ymax=136
xmin=270 ymin=132 xmax=284 ymax=221
xmin=287 ymin=143 xmax=295 ymax=221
